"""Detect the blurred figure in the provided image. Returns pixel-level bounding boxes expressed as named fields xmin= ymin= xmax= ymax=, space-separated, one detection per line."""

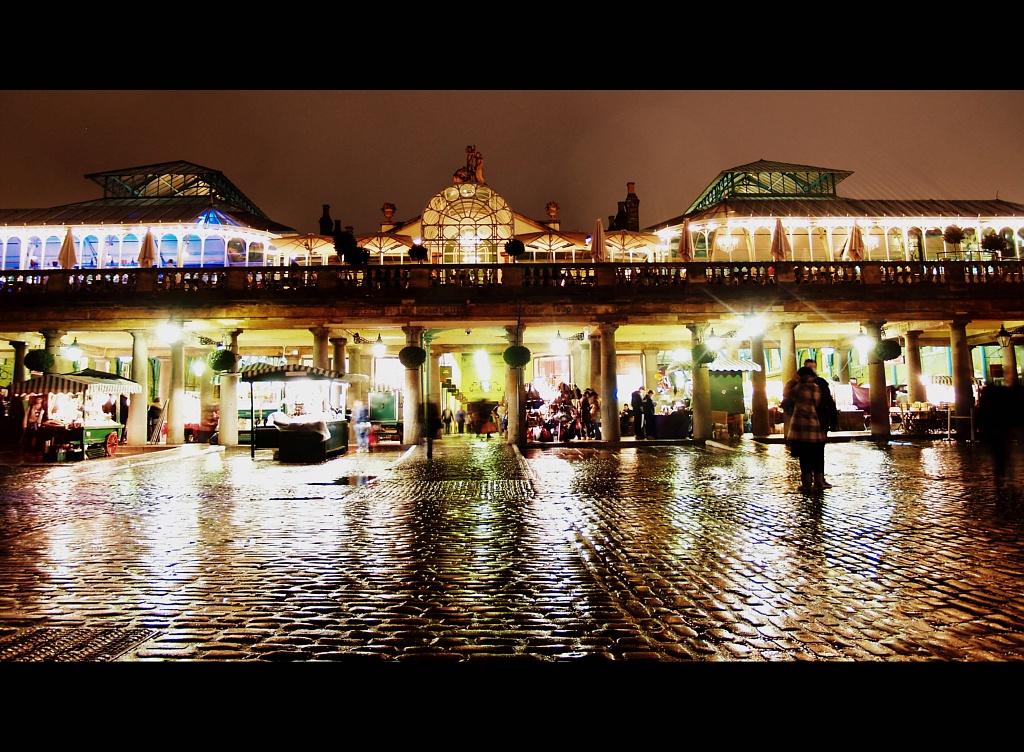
xmin=353 ymin=400 xmax=371 ymax=452
xmin=977 ymin=382 xmax=1024 ymax=490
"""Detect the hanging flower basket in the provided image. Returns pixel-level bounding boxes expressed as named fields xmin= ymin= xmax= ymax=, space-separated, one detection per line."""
xmin=398 ymin=345 xmax=427 ymax=369
xmin=691 ymin=343 xmax=717 ymax=365
xmin=206 ymin=348 xmax=237 ymax=373
xmin=409 ymin=243 xmax=428 ymax=263
xmin=24 ymin=349 xmax=55 ymax=373
xmin=503 ymin=345 xmax=532 ymax=368
xmin=874 ymin=339 xmax=902 ymax=362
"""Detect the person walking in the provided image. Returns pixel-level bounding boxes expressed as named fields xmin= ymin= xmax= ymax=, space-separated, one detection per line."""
xmin=642 ymin=389 xmax=658 ymax=439
xmin=455 ymin=406 xmax=466 ymax=434
xmin=353 ymin=399 xmax=371 ymax=452
xmin=785 ymin=358 xmax=838 ymax=486
xmin=631 ymin=386 xmax=645 ymax=439
xmin=977 ymin=382 xmax=1023 ymax=490
xmin=441 ymin=406 xmax=453 ymax=434
xmin=784 ymin=366 xmax=831 ymax=492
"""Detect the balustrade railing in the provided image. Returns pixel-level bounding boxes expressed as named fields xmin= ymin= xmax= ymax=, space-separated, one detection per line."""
xmin=7 ymin=260 xmax=1024 ymax=300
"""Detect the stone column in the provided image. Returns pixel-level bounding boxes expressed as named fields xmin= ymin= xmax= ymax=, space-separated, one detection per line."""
xmin=166 ymin=339 xmax=186 ymax=445
xmin=128 ymin=330 xmax=150 ymax=446
xmin=504 ymin=325 xmax=524 ymax=447
xmin=41 ymin=329 xmax=64 ymax=373
xmin=329 ymin=336 xmax=347 ymax=410
xmin=904 ymin=330 xmax=927 ymax=403
xmin=688 ymin=323 xmax=712 ymax=440
xmin=750 ymin=333 xmax=770 ymax=437
xmin=348 ymin=344 xmax=369 ymax=406
xmin=11 ymin=341 xmax=27 ymax=383
xmin=310 ymin=327 xmax=330 ymax=370
xmin=778 ymin=322 xmax=798 ymax=385
xmin=219 ymin=330 xmax=241 ymax=447
xmin=588 ymin=331 xmax=602 ymax=393
xmin=402 ymin=325 xmax=424 ymax=445
xmin=643 ymin=347 xmax=660 ymax=395
xmin=1002 ymin=340 xmax=1019 ymax=388
xmin=950 ymin=319 xmax=975 ymax=437
xmin=598 ymin=322 xmax=620 ymax=441
xmin=864 ymin=320 xmax=890 ymax=438
xmin=835 ymin=347 xmax=851 ymax=384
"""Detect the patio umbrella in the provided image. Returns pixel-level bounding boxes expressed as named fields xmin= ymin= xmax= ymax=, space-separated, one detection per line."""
xmin=137 ymin=230 xmax=158 ymax=267
xmin=677 ymin=219 xmax=694 ymax=262
xmin=356 ymin=232 xmax=414 ymax=262
xmin=589 ymin=219 xmax=606 ymax=263
xmin=518 ymin=231 xmax=588 ymax=262
xmin=770 ymin=218 xmax=793 ymax=262
xmin=270 ymin=233 xmax=337 ymax=264
xmin=58 ymin=228 xmax=78 ymax=269
xmin=841 ymin=225 xmax=865 ymax=261
xmin=603 ymin=230 xmax=660 ymax=262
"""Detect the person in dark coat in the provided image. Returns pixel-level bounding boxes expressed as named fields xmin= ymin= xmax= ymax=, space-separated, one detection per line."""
xmin=977 ymin=382 xmax=1023 ymax=490
xmin=631 ymin=387 xmax=645 ymax=439
xmin=785 ymin=366 xmax=829 ymax=492
xmin=642 ymin=390 xmax=658 ymax=439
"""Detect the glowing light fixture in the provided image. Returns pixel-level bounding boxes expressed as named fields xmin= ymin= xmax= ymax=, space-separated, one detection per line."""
xmin=552 ymin=330 xmax=568 ymax=356
xmin=821 ymin=346 xmax=836 ymax=356
xmin=372 ymin=334 xmax=387 ymax=359
xmin=998 ymin=324 xmax=1012 ymax=348
xmin=63 ymin=338 xmax=83 ymax=361
xmin=855 ymin=328 xmax=873 ymax=357
xmin=157 ymin=320 xmax=182 ymax=344
xmin=706 ymin=328 xmax=723 ymax=352
xmin=191 ymin=359 xmax=206 ymax=377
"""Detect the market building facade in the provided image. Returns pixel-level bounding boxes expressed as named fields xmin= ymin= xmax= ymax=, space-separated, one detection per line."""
xmin=2 ymin=155 xmax=1023 ymax=451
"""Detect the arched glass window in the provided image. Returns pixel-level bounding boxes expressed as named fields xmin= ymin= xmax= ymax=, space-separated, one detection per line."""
xmin=420 ymin=183 xmax=514 ymax=264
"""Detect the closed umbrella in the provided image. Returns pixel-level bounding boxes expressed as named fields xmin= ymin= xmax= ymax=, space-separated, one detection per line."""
xmin=137 ymin=230 xmax=158 ymax=267
xmin=841 ymin=225 xmax=865 ymax=261
xmin=677 ymin=219 xmax=694 ymax=262
xmin=770 ymin=218 xmax=793 ymax=262
xmin=58 ymin=227 xmax=78 ymax=269
xmin=589 ymin=219 xmax=606 ymax=263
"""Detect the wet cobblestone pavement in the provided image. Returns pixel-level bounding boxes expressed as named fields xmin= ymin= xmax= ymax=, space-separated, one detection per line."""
xmin=2 ymin=434 xmax=1024 ymax=662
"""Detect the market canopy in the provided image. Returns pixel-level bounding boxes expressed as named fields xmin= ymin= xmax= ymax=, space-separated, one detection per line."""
xmin=10 ymin=372 xmax=142 ymax=396
xmin=666 ymin=357 xmax=762 ymax=372
xmin=240 ymin=363 xmax=345 ymax=382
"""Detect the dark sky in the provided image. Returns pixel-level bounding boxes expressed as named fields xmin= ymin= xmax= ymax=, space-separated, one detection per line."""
xmin=1 ymin=90 xmax=1021 ymax=236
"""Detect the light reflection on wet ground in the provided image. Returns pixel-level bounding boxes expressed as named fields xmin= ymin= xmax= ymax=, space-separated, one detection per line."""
xmin=1 ymin=437 xmax=1024 ymax=661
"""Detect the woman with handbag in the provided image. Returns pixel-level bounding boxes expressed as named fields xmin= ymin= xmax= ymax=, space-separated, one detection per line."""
xmin=785 ymin=366 xmax=831 ymax=492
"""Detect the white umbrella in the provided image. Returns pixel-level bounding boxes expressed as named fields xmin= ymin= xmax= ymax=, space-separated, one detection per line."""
xmin=770 ymin=218 xmax=793 ymax=262
xmin=589 ymin=219 xmax=606 ymax=263
xmin=58 ymin=227 xmax=78 ymax=269
xmin=137 ymin=230 xmax=158 ymax=267
xmin=841 ymin=225 xmax=865 ymax=261
xmin=677 ymin=219 xmax=694 ymax=262
xmin=603 ymin=230 xmax=661 ymax=262
xmin=356 ymin=232 xmax=414 ymax=263
xmin=271 ymin=233 xmax=337 ymax=264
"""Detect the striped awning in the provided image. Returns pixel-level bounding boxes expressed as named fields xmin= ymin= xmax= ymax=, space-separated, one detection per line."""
xmin=666 ymin=357 xmax=762 ymax=372
xmin=239 ymin=363 xmax=346 ymax=382
xmin=10 ymin=372 xmax=142 ymax=396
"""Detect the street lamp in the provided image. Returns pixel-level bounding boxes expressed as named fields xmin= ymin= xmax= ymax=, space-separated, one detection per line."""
xmin=63 ymin=338 xmax=83 ymax=361
xmin=997 ymin=324 xmax=1012 ymax=348
xmin=854 ymin=328 xmax=873 ymax=358
xmin=372 ymin=334 xmax=387 ymax=359
xmin=552 ymin=330 xmax=567 ymax=356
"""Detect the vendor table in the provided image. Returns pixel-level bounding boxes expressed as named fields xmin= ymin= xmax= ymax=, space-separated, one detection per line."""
xmin=901 ymin=409 xmax=951 ymax=435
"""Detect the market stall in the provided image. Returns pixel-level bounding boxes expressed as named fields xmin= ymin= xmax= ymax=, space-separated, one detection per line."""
xmin=239 ymin=363 xmax=357 ymax=461
xmin=9 ymin=370 xmax=142 ymax=460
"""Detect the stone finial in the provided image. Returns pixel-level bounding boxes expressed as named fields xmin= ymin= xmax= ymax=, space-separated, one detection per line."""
xmin=381 ymin=203 xmax=396 ymax=222
xmin=546 ymin=201 xmax=560 ymax=221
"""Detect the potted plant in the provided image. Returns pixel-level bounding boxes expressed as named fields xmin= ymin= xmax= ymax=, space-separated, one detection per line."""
xmin=943 ymin=225 xmax=965 ymax=252
xmin=398 ymin=345 xmax=427 ymax=369
xmin=206 ymin=348 xmax=237 ymax=373
xmin=504 ymin=239 xmax=526 ymax=263
xmin=409 ymin=243 xmax=428 ymax=263
xmin=502 ymin=345 xmax=531 ymax=368
xmin=24 ymin=349 xmax=55 ymax=373
xmin=981 ymin=232 xmax=1009 ymax=257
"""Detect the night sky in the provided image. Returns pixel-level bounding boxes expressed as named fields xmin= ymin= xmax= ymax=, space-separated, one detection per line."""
xmin=1 ymin=90 xmax=1021 ymax=236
